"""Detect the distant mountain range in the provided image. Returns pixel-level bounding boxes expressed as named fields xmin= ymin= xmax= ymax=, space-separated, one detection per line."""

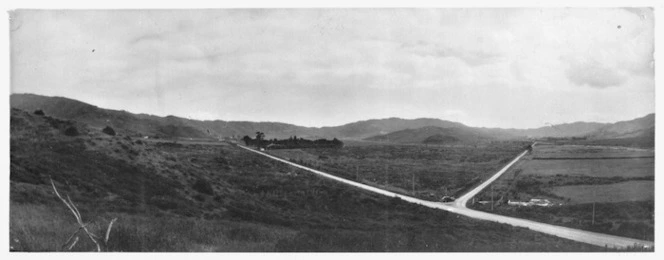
xmin=10 ymin=93 xmax=655 ymax=145
xmin=366 ymin=126 xmax=493 ymax=144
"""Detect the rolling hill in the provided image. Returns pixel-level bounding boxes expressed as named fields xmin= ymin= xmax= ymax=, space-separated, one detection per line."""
xmin=10 ymin=93 xmax=314 ymax=139
xmin=504 ymin=122 xmax=609 ymax=138
xmin=587 ymin=113 xmax=654 ymax=140
xmin=9 ymin=94 xmax=481 ymax=140
xmin=319 ymin=118 xmax=467 ymax=139
xmin=365 ymin=126 xmax=494 ymax=144
xmin=10 ymin=93 xmax=655 ymax=144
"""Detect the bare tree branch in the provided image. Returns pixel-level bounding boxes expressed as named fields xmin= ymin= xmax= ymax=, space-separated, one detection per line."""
xmin=67 ymin=237 xmax=79 ymax=251
xmin=66 ymin=195 xmax=82 ymax=222
xmin=50 ymin=177 xmax=115 ymax=252
xmin=61 ymin=227 xmax=82 ymax=251
xmin=105 ymin=218 xmax=118 ymax=243
xmin=50 ymin=179 xmax=79 ymax=221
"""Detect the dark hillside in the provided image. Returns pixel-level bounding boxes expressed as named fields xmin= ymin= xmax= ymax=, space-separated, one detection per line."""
xmin=10 ymin=94 xmax=210 ymax=139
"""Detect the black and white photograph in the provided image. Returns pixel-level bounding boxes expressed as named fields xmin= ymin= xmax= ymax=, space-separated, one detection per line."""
xmin=5 ymin=1 xmax=660 ymax=254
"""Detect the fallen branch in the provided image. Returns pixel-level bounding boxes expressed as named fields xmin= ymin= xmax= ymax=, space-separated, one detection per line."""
xmin=50 ymin=177 xmax=118 ymax=252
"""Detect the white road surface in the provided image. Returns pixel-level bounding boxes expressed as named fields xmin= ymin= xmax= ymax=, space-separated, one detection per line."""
xmin=238 ymin=145 xmax=654 ymax=250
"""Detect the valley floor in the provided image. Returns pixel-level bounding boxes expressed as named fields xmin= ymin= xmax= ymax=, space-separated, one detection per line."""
xmin=9 ymin=108 xmax=635 ymax=252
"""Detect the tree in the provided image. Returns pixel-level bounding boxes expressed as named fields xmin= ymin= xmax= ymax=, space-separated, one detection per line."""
xmin=242 ymin=135 xmax=252 ymax=146
xmin=332 ymin=138 xmax=344 ymax=148
xmin=50 ymin=178 xmax=117 ymax=252
xmin=255 ymin=132 xmax=265 ymax=148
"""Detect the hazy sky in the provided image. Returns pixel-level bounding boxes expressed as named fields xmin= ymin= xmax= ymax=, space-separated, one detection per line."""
xmin=10 ymin=8 xmax=654 ymax=128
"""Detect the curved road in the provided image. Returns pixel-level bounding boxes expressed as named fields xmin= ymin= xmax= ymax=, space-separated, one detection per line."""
xmin=238 ymin=145 xmax=653 ymax=250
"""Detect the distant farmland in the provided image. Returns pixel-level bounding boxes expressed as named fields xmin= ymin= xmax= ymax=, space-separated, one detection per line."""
xmin=470 ymin=143 xmax=654 ymax=241
xmin=549 ymin=181 xmax=654 ymax=203
xmin=533 ymin=144 xmax=654 ymax=159
xmin=267 ymin=141 xmax=530 ymax=201
xmin=520 ymin=158 xmax=654 ymax=178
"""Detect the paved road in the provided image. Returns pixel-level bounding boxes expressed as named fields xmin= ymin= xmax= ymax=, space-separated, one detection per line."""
xmin=238 ymin=145 xmax=654 ymax=250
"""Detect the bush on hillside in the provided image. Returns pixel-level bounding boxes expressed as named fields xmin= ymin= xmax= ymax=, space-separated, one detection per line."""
xmin=64 ymin=126 xmax=79 ymax=136
xmin=102 ymin=126 xmax=116 ymax=136
xmin=192 ymin=178 xmax=214 ymax=195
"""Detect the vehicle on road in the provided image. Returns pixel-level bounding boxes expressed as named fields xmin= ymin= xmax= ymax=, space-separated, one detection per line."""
xmin=440 ymin=196 xmax=456 ymax=202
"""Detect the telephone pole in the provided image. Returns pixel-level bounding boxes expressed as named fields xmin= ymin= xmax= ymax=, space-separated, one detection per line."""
xmin=385 ymin=164 xmax=388 ymax=186
xmin=411 ymin=173 xmax=415 ymax=194
xmin=356 ymin=165 xmax=359 ymax=181
xmin=592 ymin=190 xmax=596 ymax=225
xmin=491 ymin=185 xmax=494 ymax=211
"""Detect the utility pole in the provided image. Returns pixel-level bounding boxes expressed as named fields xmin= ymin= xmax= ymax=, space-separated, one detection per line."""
xmin=411 ymin=173 xmax=415 ymax=194
xmin=491 ymin=185 xmax=494 ymax=211
xmin=592 ymin=190 xmax=596 ymax=225
xmin=385 ymin=164 xmax=388 ymax=186
xmin=356 ymin=165 xmax=359 ymax=181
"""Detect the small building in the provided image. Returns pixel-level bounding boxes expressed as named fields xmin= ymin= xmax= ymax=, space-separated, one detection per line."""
xmin=508 ymin=200 xmax=531 ymax=207
xmin=530 ymin=198 xmax=553 ymax=207
xmin=508 ymin=198 xmax=553 ymax=207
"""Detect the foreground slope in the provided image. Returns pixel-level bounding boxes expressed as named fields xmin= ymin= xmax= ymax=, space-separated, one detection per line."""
xmin=9 ymin=108 xmax=603 ymax=251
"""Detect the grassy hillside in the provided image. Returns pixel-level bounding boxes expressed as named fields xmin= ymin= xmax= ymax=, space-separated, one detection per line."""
xmin=588 ymin=114 xmax=654 ymax=139
xmin=10 ymin=93 xmax=211 ymax=139
xmin=320 ymin=117 xmax=468 ymax=139
xmin=509 ymin=122 xmax=608 ymax=138
xmin=364 ymin=126 xmax=493 ymax=144
xmin=9 ymin=108 xmax=604 ymax=252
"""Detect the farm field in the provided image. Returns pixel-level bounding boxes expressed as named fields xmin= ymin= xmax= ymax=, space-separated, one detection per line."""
xmin=520 ymin=158 xmax=654 ymax=178
xmin=267 ymin=141 xmax=530 ymax=201
xmin=470 ymin=143 xmax=654 ymax=241
xmin=532 ymin=144 xmax=654 ymax=159
xmin=548 ymin=181 xmax=654 ymax=204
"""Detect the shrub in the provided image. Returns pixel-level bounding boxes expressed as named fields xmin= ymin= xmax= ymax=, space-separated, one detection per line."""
xmin=193 ymin=194 xmax=205 ymax=202
xmin=64 ymin=126 xmax=79 ymax=136
xmin=192 ymin=178 xmax=214 ymax=195
xmin=33 ymin=110 xmax=44 ymax=116
xmin=102 ymin=126 xmax=116 ymax=136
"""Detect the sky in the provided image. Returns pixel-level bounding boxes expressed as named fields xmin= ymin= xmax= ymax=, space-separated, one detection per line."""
xmin=9 ymin=8 xmax=655 ymax=129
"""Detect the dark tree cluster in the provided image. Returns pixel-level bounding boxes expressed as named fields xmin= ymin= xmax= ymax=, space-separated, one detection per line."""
xmin=242 ymin=134 xmax=343 ymax=150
